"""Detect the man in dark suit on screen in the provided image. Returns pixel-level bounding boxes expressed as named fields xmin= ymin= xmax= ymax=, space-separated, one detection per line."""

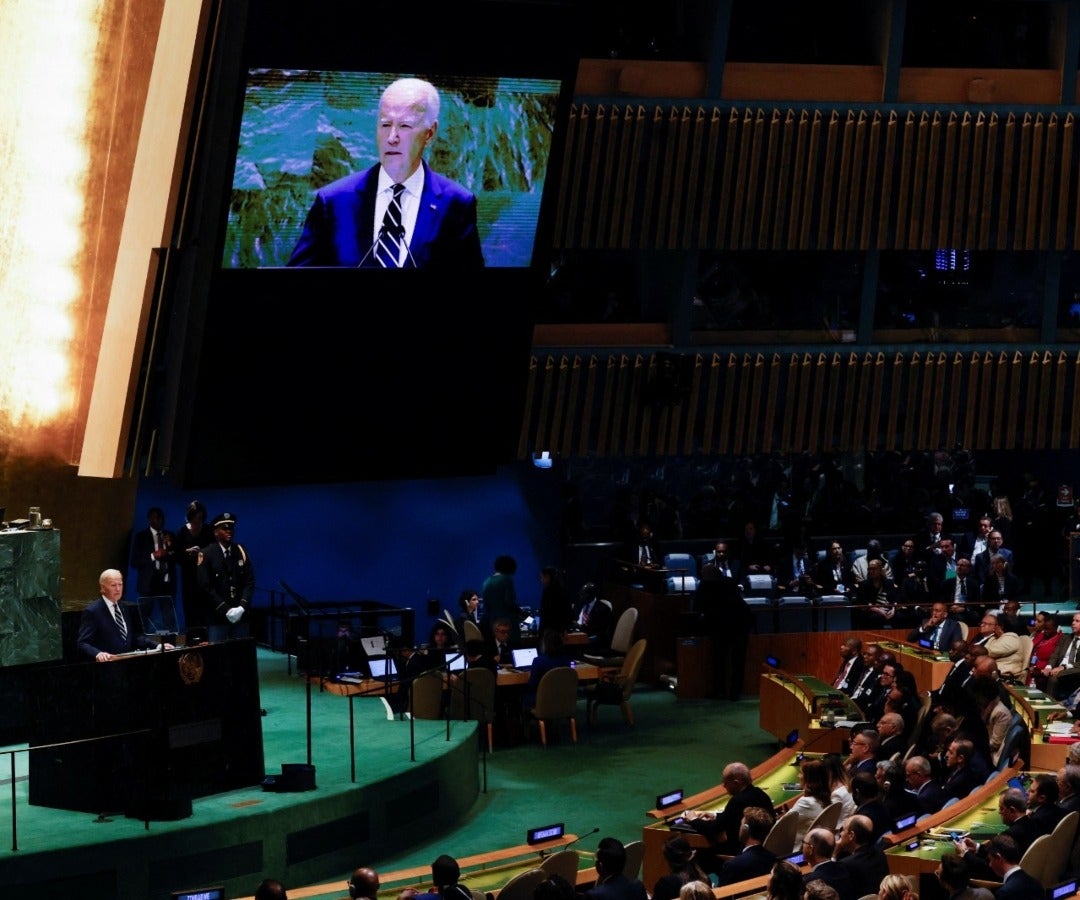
xmin=287 ymin=77 xmax=483 ymax=270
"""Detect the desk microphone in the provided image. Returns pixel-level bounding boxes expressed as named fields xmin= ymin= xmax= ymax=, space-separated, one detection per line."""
xmin=357 ymin=226 xmax=390 ymax=268
xmin=538 ymin=826 xmax=600 ymax=858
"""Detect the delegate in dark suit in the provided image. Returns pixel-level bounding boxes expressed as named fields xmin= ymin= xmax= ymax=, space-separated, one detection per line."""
xmin=129 ymin=509 xmax=176 ymax=598
xmin=836 ymin=846 xmax=889 ymax=900
xmin=995 ymin=868 xmax=1046 ymax=900
xmin=907 ymin=613 xmax=964 ymax=652
xmin=287 ymin=161 xmax=483 ymax=270
xmin=77 ymin=597 xmax=156 ymax=660
xmin=715 ymin=845 xmax=777 ymax=886
xmin=804 ymin=860 xmax=855 ymax=900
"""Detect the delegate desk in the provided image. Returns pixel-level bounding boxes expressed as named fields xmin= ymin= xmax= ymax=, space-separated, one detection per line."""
xmin=28 ymin=638 xmax=264 ymax=816
xmin=758 ymin=669 xmax=863 ymax=754
xmin=1007 ymin=683 xmax=1075 ymax=770
xmin=641 ymin=745 xmax=812 ymax=887
xmin=882 ymin=764 xmax=1022 ymax=876
xmin=870 ymin=637 xmax=953 ymax=692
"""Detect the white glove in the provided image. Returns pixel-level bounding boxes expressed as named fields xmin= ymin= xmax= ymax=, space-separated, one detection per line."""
xmin=226 ymin=606 xmax=245 ymax=624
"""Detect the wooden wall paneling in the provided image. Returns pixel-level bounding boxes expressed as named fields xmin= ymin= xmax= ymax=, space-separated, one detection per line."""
xmin=938 ymin=113 xmax=958 ymax=248
xmin=1060 ymin=114 xmax=1074 ymax=252
xmin=637 ymin=107 xmax=665 ymax=249
xmin=518 ymin=356 xmax=540 ymax=459
xmin=718 ymin=354 xmax=737 ymax=453
xmin=731 ymin=354 xmax=751 ymax=454
xmin=697 ymin=108 xmax=723 ymax=247
xmin=552 ymin=104 xmax=580 ymax=248
xmin=978 ymin=352 xmax=996 ymax=448
xmin=877 ymin=111 xmax=899 ymax=249
xmin=594 ymin=356 xmax=616 ymax=457
xmin=619 ymin=106 xmax=647 ymax=249
xmin=828 ymin=109 xmax=851 ymax=247
xmin=534 ymin=355 xmax=557 ymax=453
xmin=861 ymin=111 xmax=882 ymax=249
xmin=952 ymin=113 xmax=972 ymax=250
xmin=593 ymin=106 xmax=617 ymax=248
xmin=652 ymin=107 xmax=683 ymax=248
xmin=757 ymin=108 xmax=783 ymax=247
xmin=702 ymin=353 xmax=722 ymax=453
xmin=997 ymin=114 xmax=1017 ymax=251
xmin=1037 ymin=114 xmax=1055 ymax=248
xmin=901 ymin=351 xmax=920 ymax=448
xmin=773 ymin=109 xmax=797 ymax=248
xmin=729 ymin=108 xmax=758 ymax=248
xmin=665 ymin=106 xmax=694 ymax=248
xmin=849 ymin=352 xmax=874 ymax=451
xmin=1003 ymin=351 xmax=1021 ymax=449
xmin=962 ymin=352 xmax=980 ymax=450
xmin=605 ymin=106 xmax=631 ymax=247
xmin=865 ymin=353 xmax=886 ymax=451
xmin=635 ymin=355 xmax=653 ymax=456
xmin=844 ymin=110 xmax=868 ymax=247
xmin=805 ymin=353 xmax=826 ymax=449
xmin=816 ymin=109 xmax=841 ymax=249
xmin=966 ymin=112 xmax=987 ymax=249
xmin=762 ymin=354 xmax=782 ymax=454
xmin=883 ymin=353 xmax=903 ymax=449
xmin=799 ymin=110 xmax=823 ymax=249
xmin=920 ymin=111 xmax=942 ymax=249
xmin=1014 ymin=113 xmax=1034 ymax=248
xmin=894 ymin=111 xmax=916 ymax=250
xmin=1072 ymin=352 xmax=1080 ymax=448
xmin=907 ymin=112 xmax=931 ymax=248
xmin=681 ymin=108 xmax=708 ymax=247
xmin=778 ymin=354 xmax=796 ymax=451
xmin=793 ymin=353 xmax=814 ymax=450
xmin=681 ymin=354 xmax=703 ymax=456
xmin=715 ymin=107 xmax=741 ymax=248
xmin=946 ymin=352 xmax=965 ymax=449
xmin=578 ymin=105 xmax=606 ymax=248
xmin=558 ymin=355 xmax=582 ymax=460
xmin=744 ymin=353 xmax=766 ymax=453
xmin=576 ymin=356 xmax=599 ymax=458
xmin=1032 ymin=351 xmax=1051 ymax=450
xmin=610 ymin=355 xmax=632 ymax=456
xmin=980 ymin=113 xmax=1000 ymax=249
xmin=822 ymin=352 xmax=842 ymax=450
xmin=740 ymin=108 xmax=768 ymax=247
xmin=923 ymin=352 xmax=944 ymax=449
xmin=841 ymin=352 xmax=860 ymax=450
xmin=1052 ymin=351 xmax=1067 ymax=450
xmin=788 ymin=109 xmax=811 ymax=247
xmin=548 ymin=354 xmax=570 ymax=456
xmin=989 ymin=352 xmax=1008 ymax=450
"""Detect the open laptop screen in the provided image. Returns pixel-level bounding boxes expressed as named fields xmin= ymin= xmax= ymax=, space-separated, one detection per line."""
xmin=512 ymin=647 xmax=539 ymax=669
xmin=368 ymin=657 xmax=397 ymax=679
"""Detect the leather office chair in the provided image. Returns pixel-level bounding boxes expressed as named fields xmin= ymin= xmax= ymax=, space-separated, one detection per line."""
xmin=584 ymin=638 xmax=647 ymax=726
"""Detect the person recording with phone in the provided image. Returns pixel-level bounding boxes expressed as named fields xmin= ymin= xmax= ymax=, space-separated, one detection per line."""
xmin=287 ymin=77 xmax=484 ymax=270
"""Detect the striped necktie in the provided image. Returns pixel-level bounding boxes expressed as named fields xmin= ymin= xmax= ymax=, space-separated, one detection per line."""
xmin=112 ymin=602 xmax=127 ymax=641
xmin=375 ymin=183 xmax=405 ymax=267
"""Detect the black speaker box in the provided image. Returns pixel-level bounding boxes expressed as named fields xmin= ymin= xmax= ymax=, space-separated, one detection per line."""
xmin=262 ymin=762 xmax=316 ymax=792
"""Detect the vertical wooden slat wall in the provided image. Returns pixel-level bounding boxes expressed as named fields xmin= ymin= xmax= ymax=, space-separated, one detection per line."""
xmin=521 ymin=350 xmax=1080 ymax=459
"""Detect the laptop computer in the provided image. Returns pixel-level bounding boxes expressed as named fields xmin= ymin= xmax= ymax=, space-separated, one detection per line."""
xmin=447 ymin=653 xmax=466 ymax=672
xmin=511 ymin=647 xmax=539 ymax=669
xmin=368 ymin=657 xmax=397 ymax=680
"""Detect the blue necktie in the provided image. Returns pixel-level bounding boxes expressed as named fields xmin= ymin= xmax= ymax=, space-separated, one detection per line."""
xmin=375 ymin=184 xmax=405 ymax=267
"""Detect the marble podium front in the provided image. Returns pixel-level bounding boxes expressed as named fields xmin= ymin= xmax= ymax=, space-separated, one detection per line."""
xmin=0 ymin=528 xmax=62 ymax=666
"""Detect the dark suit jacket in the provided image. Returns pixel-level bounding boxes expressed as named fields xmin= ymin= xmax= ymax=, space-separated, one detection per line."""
xmin=833 ymin=655 xmax=867 ymax=695
xmin=804 ymin=860 xmax=856 ymax=900
xmin=994 ymin=866 xmax=1046 ymax=900
xmin=855 ymin=799 xmax=893 ymax=842
xmin=583 ymin=873 xmax=649 ymax=900
xmin=130 ymin=526 xmax=176 ymax=597
xmin=974 ymin=547 xmax=1015 ymax=584
xmin=287 ymin=161 xmax=484 ymax=270
xmin=76 ymin=597 xmax=154 ymax=660
xmin=703 ymin=784 xmax=775 ymax=853
xmin=715 ymin=845 xmax=777 ymax=886
xmin=908 ymin=616 xmax=964 ymax=652
xmin=914 ymin=779 xmax=947 ymax=816
xmin=837 ymin=845 xmax=889 ymax=900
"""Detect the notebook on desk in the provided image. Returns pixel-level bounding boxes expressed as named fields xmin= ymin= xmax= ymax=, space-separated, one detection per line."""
xmin=511 ymin=647 xmax=539 ymax=670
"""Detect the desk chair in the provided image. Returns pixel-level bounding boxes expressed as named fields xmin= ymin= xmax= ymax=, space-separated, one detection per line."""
xmin=539 ymin=849 xmax=580 ymax=885
xmin=583 ymin=607 xmax=638 ymax=667
xmin=584 ymin=638 xmax=647 ymax=726
xmin=527 ymin=666 xmax=579 ymax=747
xmin=448 ymin=666 xmax=496 ymax=753
xmin=493 ymin=868 xmax=546 ymax=900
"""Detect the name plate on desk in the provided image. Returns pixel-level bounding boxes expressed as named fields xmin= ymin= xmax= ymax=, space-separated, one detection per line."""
xmin=527 ymin=823 xmax=564 ymax=844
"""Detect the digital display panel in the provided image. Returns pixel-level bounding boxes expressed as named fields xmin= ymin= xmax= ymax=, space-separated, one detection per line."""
xmin=527 ymin=823 xmax=564 ymax=844
xmin=657 ymin=789 xmax=684 ymax=809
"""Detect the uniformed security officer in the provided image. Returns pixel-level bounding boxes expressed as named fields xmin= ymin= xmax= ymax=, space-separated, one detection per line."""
xmin=196 ymin=511 xmax=254 ymax=639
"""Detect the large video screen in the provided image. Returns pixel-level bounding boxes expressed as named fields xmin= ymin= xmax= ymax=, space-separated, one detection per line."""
xmin=222 ymin=70 xmax=563 ymax=270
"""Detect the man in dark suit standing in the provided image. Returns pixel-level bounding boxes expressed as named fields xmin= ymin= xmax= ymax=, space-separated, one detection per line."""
xmin=77 ymin=569 xmax=165 ymax=661
xmin=196 ymin=512 xmax=255 ymax=638
xmin=130 ymin=506 xmax=176 ymax=600
xmin=287 ymin=78 xmax=484 ymax=270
